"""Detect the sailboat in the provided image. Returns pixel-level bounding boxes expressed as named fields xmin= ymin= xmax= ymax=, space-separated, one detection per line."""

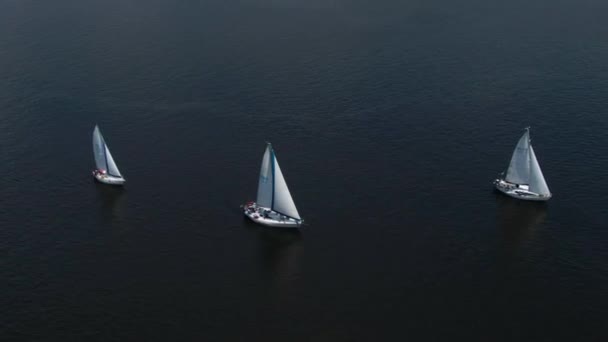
xmin=92 ymin=125 xmax=125 ymax=186
xmin=243 ymin=143 xmax=303 ymax=228
xmin=493 ymin=127 xmax=551 ymax=201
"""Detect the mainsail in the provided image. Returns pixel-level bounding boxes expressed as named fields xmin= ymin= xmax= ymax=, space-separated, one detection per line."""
xmin=505 ymin=129 xmax=531 ymax=185
xmin=256 ymin=145 xmax=274 ymax=208
xmin=92 ymin=125 xmax=107 ymax=171
xmin=92 ymin=125 xmax=122 ymax=178
xmin=256 ymin=144 xmax=301 ymax=220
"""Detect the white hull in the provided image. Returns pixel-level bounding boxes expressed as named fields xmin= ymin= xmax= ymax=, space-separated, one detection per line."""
xmin=494 ymin=179 xmax=550 ymax=202
xmin=243 ymin=203 xmax=302 ymax=228
xmin=93 ymin=171 xmax=125 ymax=186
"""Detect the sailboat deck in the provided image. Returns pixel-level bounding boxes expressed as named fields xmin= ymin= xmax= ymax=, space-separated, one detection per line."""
xmin=494 ymin=179 xmax=550 ymax=201
xmin=93 ymin=170 xmax=125 ymax=185
xmin=243 ymin=205 xmax=301 ymax=228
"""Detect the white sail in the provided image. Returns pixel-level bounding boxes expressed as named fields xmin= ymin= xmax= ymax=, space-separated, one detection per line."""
xmin=92 ymin=125 xmax=122 ymax=178
xmin=505 ymin=129 xmax=531 ymax=185
xmin=104 ymin=145 xmax=122 ymax=177
xmin=528 ymin=146 xmax=550 ymax=195
xmin=256 ymin=144 xmax=273 ymax=208
xmin=92 ymin=125 xmax=108 ymax=171
xmin=271 ymin=151 xmax=301 ymax=220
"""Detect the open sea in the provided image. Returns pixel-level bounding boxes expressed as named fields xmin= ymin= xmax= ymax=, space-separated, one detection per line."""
xmin=1 ymin=0 xmax=607 ymax=340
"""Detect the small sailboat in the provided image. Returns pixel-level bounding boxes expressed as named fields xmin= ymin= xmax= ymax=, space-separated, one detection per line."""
xmin=494 ymin=127 xmax=551 ymax=201
xmin=92 ymin=125 xmax=125 ymax=186
xmin=243 ymin=143 xmax=303 ymax=228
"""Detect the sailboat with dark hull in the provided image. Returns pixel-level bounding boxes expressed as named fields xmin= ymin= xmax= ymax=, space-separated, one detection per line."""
xmin=243 ymin=143 xmax=303 ymax=228
xmin=494 ymin=127 xmax=551 ymax=201
xmin=92 ymin=125 xmax=125 ymax=186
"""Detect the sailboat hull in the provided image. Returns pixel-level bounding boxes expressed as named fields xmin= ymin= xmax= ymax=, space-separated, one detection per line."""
xmin=93 ymin=171 xmax=125 ymax=186
xmin=243 ymin=203 xmax=302 ymax=228
xmin=494 ymin=179 xmax=551 ymax=201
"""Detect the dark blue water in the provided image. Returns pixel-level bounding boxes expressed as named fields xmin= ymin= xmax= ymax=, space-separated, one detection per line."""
xmin=1 ymin=0 xmax=608 ymax=340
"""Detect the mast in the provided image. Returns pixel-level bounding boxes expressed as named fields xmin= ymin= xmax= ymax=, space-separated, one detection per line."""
xmin=270 ymin=146 xmax=276 ymax=210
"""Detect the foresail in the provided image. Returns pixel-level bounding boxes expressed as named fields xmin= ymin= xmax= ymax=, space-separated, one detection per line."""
xmin=104 ymin=145 xmax=122 ymax=177
xmin=271 ymin=153 xmax=301 ymax=220
xmin=92 ymin=126 xmax=108 ymax=171
xmin=528 ymin=146 xmax=550 ymax=195
xmin=256 ymin=145 xmax=273 ymax=208
xmin=505 ymin=130 xmax=531 ymax=185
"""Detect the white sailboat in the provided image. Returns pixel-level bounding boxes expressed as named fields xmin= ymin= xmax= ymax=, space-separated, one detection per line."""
xmin=494 ymin=127 xmax=551 ymax=201
xmin=243 ymin=143 xmax=303 ymax=228
xmin=92 ymin=125 xmax=125 ymax=186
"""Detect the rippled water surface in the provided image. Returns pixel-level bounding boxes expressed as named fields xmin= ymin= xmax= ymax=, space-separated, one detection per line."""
xmin=1 ymin=0 xmax=608 ymax=340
